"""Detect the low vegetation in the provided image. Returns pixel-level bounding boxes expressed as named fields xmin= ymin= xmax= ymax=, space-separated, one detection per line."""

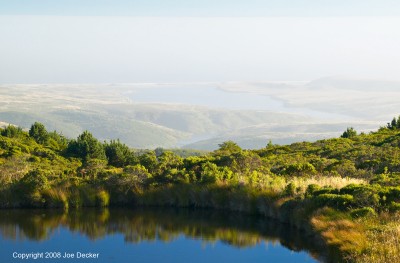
xmin=1 ymin=118 xmax=400 ymax=262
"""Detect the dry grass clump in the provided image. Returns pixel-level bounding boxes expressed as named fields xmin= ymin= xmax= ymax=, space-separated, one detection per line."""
xmin=347 ymin=212 xmax=400 ymax=262
xmin=311 ymin=208 xmax=367 ymax=255
xmin=42 ymin=188 xmax=69 ymax=209
xmin=287 ymin=176 xmax=366 ymax=195
xmin=260 ymin=175 xmax=366 ymax=195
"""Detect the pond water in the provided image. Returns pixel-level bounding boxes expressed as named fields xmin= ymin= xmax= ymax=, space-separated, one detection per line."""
xmin=0 ymin=208 xmax=323 ymax=263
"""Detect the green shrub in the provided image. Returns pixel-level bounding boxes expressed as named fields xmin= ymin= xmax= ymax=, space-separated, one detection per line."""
xmin=350 ymin=207 xmax=376 ymax=218
xmin=284 ymin=182 xmax=296 ymax=196
xmin=314 ymin=194 xmax=354 ymax=210
xmin=313 ymin=187 xmax=339 ymax=196
xmin=305 ymin=184 xmax=321 ymax=197
xmin=388 ymin=202 xmax=400 ymax=212
xmin=385 ymin=187 xmax=400 ymax=203
xmin=28 ymin=156 xmax=40 ymax=162
xmin=340 ymin=184 xmax=381 ymax=208
xmin=340 ymin=184 xmax=379 ymax=195
xmin=29 ymin=122 xmax=48 ymax=144
xmin=19 ymin=169 xmax=50 ymax=196
xmin=284 ymin=162 xmax=317 ymax=176
xmin=1 ymin=125 xmax=24 ymax=138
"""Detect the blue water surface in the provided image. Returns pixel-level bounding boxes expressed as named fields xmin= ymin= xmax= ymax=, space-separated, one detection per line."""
xmin=0 ymin=209 xmax=320 ymax=263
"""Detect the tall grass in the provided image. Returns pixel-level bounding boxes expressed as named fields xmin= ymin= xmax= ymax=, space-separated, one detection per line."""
xmin=347 ymin=212 xmax=400 ymax=262
xmin=42 ymin=188 xmax=69 ymax=209
xmin=254 ymin=174 xmax=366 ymax=195
xmin=311 ymin=208 xmax=367 ymax=255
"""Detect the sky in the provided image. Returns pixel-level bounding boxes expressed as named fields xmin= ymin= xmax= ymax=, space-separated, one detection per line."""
xmin=1 ymin=1 xmax=400 ymax=83
xmin=1 ymin=0 xmax=400 ymax=17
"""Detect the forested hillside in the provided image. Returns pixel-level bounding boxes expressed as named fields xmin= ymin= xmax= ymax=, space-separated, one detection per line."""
xmin=1 ymin=118 xmax=400 ymax=262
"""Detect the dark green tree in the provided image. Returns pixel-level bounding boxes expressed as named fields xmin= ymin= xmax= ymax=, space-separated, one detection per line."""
xmin=152 ymin=151 xmax=184 ymax=184
xmin=67 ymin=131 xmax=106 ymax=162
xmin=341 ymin=127 xmax=357 ymax=138
xmin=46 ymin=131 xmax=68 ymax=151
xmin=154 ymin=147 xmax=164 ymax=157
xmin=216 ymin=141 xmax=242 ymax=155
xmin=397 ymin=116 xmax=400 ymax=129
xmin=157 ymin=151 xmax=183 ymax=173
xmin=1 ymin=125 xmax=24 ymax=138
xmin=389 ymin=117 xmax=397 ymax=129
xmin=139 ymin=151 xmax=158 ymax=173
xmin=29 ymin=122 xmax=48 ymax=144
xmin=387 ymin=116 xmax=400 ymax=129
xmin=105 ymin=139 xmax=136 ymax=167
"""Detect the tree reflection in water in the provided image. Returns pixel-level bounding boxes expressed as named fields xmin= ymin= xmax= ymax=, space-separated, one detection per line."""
xmin=0 ymin=208 xmax=325 ymax=261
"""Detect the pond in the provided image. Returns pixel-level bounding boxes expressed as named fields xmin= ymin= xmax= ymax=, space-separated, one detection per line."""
xmin=0 ymin=208 xmax=324 ymax=263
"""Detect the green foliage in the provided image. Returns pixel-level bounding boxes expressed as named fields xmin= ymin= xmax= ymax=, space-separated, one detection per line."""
xmin=387 ymin=115 xmax=400 ymax=130
xmin=199 ymin=162 xmax=218 ymax=184
xmin=139 ymin=151 xmax=158 ymax=173
xmin=46 ymin=131 xmax=68 ymax=151
xmin=314 ymin=194 xmax=354 ymax=210
xmin=17 ymin=169 xmax=50 ymax=206
xmin=157 ymin=151 xmax=183 ymax=171
xmin=341 ymin=127 xmax=357 ymax=138
xmin=67 ymin=131 xmax=106 ymax=162
xmin=388 ymin=202 xmax=400 ymax=212
xmin=312 ymin=187 xmax=339 ymax=196
xmin=284 ymin=162 xmax=317 ymax=176
xmin=305 ymin=184 xmax=320 ymax=197
xmin=1 ymin=125 xmax=24 ymax=138
xmin=19 ymin=169 xmax=49 ymax=193
xmin=284 ymin=182 xmax=296 ymax=196
xmin=215 ymin=141 xmax=242 ymax=155
xmin=2 ymin=119 xmax=400 ymax=217
xmin=3 ymin=120 xmax=400 ymax=262
xmin=80 ymin=158 xmax=108 ymax=179
xmin=105 ymin=139 xmax=136 ymax=167
xmin=350 ymin=207 xmax=376 ymax=218
xmin=29 ymin=122 xmax=48 ymax=144
xmin=340 ymin=184 xmax=380 ymax=208
xmin=123 ymin=164 xmax=152 ymax=184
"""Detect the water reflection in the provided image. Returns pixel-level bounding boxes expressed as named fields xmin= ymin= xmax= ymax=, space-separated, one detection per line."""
xmin=0 ymin=208 xmax=324 ymax=262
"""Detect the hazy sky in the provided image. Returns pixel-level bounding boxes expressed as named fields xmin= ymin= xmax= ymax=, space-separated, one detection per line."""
xmin=1 ymin=0 xmax=400 ymax=17
xmin=1 ymin=1 xmax=400 ymax=83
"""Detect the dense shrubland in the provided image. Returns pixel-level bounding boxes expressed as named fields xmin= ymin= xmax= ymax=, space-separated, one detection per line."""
xmin=1 ymin=118 xmax=400 ymax=262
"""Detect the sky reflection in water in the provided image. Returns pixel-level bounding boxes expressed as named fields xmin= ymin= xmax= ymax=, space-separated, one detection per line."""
xmin=0 ymin=208 xmax=320 ymax=263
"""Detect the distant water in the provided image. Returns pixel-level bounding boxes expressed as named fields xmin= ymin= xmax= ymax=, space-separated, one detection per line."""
xmin=0 ymin=208 xmax=322 ymax=263
xmin=123 ymin=83 xmax=352 ymax=120
xmin=124 ymin=84 xmax=285 ymax=111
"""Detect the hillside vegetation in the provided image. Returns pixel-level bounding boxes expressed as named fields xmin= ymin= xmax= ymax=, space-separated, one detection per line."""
xmin=1 ymin=118 xmax=400 ymax=262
